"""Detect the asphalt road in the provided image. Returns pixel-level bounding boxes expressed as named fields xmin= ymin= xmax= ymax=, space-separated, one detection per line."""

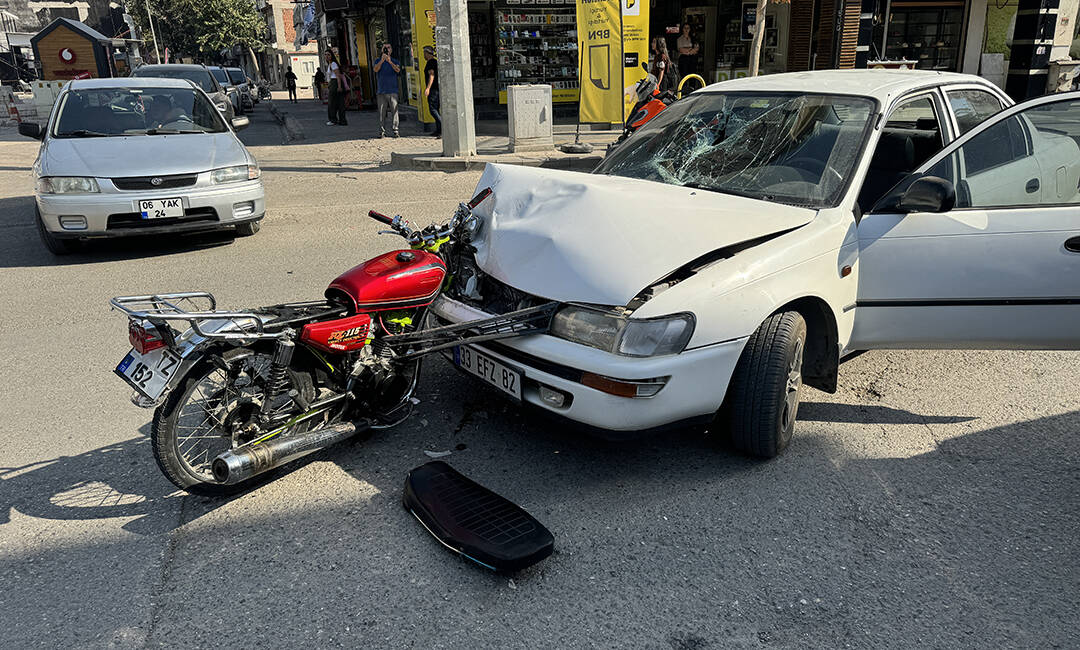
xmin=1 ymin=105 xmax=1077 ymax=649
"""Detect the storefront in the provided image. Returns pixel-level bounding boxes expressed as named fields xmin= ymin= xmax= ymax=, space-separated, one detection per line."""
xmin=872 ymin=0 xmax=967 ymax=71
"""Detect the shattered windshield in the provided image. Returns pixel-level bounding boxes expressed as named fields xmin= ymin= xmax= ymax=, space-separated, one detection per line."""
xmin=595 ymin=92 xmax=877 ymax=208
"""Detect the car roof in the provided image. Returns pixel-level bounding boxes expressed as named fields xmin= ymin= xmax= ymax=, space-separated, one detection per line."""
xmin=702 ymin=70 xmax=996 ymax=105
xmin=69 ymin=77 xmax=196 ymax=90
xmin=136 ymin=63 xmax=209 ymax=72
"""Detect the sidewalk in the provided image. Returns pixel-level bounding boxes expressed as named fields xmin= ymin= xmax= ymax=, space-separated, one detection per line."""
xmin=267 ymin=90 xmax=615 ymax=172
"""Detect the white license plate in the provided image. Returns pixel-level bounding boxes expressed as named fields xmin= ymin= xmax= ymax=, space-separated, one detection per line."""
xmin=454 ymin=345 xmax=522 ymax=400
xmin=137 ymin=197 xmax=183 ymax=219
xmin=115 ymin=347 xmax=182 ymax=400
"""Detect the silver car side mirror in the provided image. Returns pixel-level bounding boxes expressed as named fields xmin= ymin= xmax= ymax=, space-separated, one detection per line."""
xmin=231 ymin=116 xmax=250 ymax=131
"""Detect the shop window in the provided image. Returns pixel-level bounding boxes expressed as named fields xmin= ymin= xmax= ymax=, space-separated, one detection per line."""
xmin=884 ymin=6 xmax=963 ymax=71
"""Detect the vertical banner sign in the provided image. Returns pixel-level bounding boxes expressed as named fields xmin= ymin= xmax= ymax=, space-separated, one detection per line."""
xmin=620 ymin=0 xmax=648 ymax=120
xmin=409 ymin=0 xmax=437 ymax=123
xmin=576 ymin=0 xmax=622 ymax=123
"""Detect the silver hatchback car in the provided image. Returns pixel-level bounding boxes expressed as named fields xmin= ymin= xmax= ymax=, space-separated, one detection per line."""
xmin=19 ymin=77 xmax=265 ymax=254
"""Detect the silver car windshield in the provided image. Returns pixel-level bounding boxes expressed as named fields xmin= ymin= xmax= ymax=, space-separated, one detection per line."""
xmin=52 ymin=87 xmax=228 ymax=137
xmin=595 ymin=92 xmax=876 ymax=208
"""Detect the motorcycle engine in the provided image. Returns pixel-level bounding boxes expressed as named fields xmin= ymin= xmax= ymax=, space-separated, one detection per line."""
xmin=348 ymin=339 xmax=413 ymax=418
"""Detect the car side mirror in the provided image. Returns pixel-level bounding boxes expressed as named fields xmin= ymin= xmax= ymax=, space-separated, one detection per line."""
xmin=231 ymin=116 xmax=250 ymax=131
xmin=897 ymin=176 xmax=955 ymax=213
xmin=18 ymin=122 xmax=43 ymax=140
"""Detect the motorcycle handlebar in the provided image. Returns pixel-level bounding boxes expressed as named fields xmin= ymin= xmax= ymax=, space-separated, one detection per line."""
xmin=467 ymin=187 xmax=492 ymax=209
xmin=368 ymin=210 xmax=393 ymax=225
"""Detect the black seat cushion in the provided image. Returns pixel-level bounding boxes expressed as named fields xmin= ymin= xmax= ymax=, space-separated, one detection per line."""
xmin=403 ymin=461 xmax=554 ymax=573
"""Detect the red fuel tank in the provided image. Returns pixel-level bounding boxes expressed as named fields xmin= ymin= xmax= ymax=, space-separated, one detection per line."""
xmin=300 ymin=314 xmax=373 ymax=353
xmin=325 ymin=250 xmax=446 ymax=312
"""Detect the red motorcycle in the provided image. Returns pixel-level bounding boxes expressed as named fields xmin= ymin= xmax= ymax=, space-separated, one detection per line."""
xmin=110 ymin=188 xmax=556 ymax=495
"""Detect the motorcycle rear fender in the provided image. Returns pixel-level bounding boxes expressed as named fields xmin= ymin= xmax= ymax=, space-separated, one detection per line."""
xmin=131 ymin=319 xmax=261 ymax=408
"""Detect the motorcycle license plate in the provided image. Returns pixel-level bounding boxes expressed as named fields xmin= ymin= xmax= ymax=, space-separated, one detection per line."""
xmin=454 ymin=345 xmax=522 ymax=401
xmin=114 ymin=347 xmax=181 ymax=400
xmin=137 ymin=198 xmax=183 ymax=219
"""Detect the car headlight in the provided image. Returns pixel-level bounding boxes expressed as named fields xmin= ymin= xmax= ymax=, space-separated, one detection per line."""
xmin=211 ymin=164 xmax=260 ymax=184
xmin=36 ymin=177 xmax=100 ymax=194
xmin=550 ymin=305 xmax=695 ymax=357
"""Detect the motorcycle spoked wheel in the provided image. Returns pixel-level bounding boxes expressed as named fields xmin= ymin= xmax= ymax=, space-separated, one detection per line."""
xmin=151 ymin=354 xmax=321 ymax=496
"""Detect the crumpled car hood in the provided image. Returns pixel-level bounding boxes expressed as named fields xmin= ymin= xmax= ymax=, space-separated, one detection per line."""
xmin=469 ymin=164 xmax=817 ymax=306
xmin=41 ymin=132 xmax=248 ymax=178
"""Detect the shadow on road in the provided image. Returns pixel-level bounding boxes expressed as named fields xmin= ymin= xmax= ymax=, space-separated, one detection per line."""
xmin=0 ymin=195 xmax=238 ymax=268
xmin=798 ymin=401 xmax=977 ymax=424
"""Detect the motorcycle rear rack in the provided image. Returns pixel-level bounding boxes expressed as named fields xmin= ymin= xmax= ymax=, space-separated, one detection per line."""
xmin=383 ymin=301 xmax=559 ymax=361
xmin=110 ymin=292 xmax=345 ymax=342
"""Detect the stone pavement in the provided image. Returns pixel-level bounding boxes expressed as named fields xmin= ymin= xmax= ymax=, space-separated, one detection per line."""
xmin=267 ymin=90 xmax=616 ymax=172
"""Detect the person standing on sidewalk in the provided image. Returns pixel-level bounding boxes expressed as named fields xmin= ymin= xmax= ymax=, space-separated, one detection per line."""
xmin=313 ymin=67 xmax=325 ymax=100
xmin=324 ymin=50 xmax=348 ymax=126
xmin=422 ymin=46 xmax=441 ymax=138
xmin=373 ymin=43 xmax=401 ymax=137
xmin=285 ymin=66 xmax=298 ymax=103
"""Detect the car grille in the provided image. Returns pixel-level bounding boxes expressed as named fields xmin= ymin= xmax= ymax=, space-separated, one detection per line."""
xmin=112 ymin=174 xmax=199 ymax=190
xmin=107 ymin=207 xmax=218 ymax=230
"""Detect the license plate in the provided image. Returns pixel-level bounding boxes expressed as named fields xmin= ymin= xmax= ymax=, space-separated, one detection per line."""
xmin=137 ymin=198 xmax=183 ymax=219
xmin=114 ymin=347 xmax=182 ymax=400
xmin=454 ymin=345 xmax=522 ymax=400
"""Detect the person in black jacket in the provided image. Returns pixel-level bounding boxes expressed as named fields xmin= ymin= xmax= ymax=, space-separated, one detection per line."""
xmin=422 ymin=46 xmax=441 ymax=138
xmin=285 ymin=66 xmax=297 ymax=103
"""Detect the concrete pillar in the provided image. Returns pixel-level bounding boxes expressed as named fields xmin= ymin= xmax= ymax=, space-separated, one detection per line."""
xmin=962 ymin=0 xmax=988 ymax=74
xmin=434 ymin=0 xmax=476 ymax=157
xmin=1052 ymin=0 xmax=1079 ymax=59
xmin=854 ymin=0 xmax=875 ymax=67
xmin=1006 ymin=0 xmax=1059 ymax=100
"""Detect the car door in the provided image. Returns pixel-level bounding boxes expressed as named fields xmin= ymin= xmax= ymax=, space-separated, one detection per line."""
xmin=850 ymin=91 xmax=1080 ymax=350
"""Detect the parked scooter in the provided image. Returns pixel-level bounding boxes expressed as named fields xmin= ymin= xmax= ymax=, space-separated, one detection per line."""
xmin=612 ymin=64 xmax=707 ymax=149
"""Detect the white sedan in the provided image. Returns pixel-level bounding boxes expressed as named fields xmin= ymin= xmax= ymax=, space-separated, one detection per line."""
xmin=431 ymin=70 xmax=1080 ymax=456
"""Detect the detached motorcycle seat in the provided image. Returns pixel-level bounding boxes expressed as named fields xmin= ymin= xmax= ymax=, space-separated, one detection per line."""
xmin=403 ymin=461 xmax=554 ymax=573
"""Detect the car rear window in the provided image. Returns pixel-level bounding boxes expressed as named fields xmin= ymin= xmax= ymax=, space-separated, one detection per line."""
xmin=210 ymin=68 xmax=229 ymax=84
xmin=134 ymin=66 xmax=216 ymax=94
xmin=227 ymin=69 xmax=246 ymax=85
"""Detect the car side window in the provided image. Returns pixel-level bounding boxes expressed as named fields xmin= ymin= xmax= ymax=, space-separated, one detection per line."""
xmin=947 ymin=89 xmax=1004 ymax=135
xmin=857 ymin=95 xmax=946 ymax=212
xmin=922 ymin=98 xmax=1080 ymax=208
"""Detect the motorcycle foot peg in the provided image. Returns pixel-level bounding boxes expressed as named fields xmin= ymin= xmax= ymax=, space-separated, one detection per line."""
xmin=288 ymin=388 xmax=310 ymax=411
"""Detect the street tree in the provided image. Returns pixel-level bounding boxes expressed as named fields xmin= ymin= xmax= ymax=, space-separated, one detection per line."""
xmin=134 ymin=0 xmax=265 ymax=61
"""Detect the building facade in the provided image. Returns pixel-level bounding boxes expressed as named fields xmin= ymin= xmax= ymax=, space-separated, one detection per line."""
xmin=258 ymin=0 xmax=319 ymax=89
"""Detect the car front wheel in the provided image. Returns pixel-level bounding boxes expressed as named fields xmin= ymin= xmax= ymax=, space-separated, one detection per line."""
xmin=36 ymin=209 xmax=79 ymax=255
xmin=725 ymin=311 xmax=806 ymax=458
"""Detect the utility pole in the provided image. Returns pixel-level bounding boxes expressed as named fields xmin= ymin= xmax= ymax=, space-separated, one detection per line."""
xmin=144 ymin=0 xmax=161 ymax=62
xmin=748 ymin=0 xmax=768 ymax=76
xmin=434 ymin=0 xmax=476 ymax=157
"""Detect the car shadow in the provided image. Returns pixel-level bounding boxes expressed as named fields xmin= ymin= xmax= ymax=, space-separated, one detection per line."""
xmin=0 ymin=195 xmax=237 ymax=269
xmin=798 ymin=401 xmax=977 ymax=424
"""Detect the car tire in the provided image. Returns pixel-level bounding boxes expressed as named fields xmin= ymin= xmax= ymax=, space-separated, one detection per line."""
xmin=36 ymin=210 xmax=79 ymax=255
xmin=725 ymin=311 xmax=806 ymax=458
xmin=236 ymin=221 xmax=260 ymax=237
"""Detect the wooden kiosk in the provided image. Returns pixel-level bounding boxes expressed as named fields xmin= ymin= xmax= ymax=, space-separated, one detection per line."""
xmin=31 ymin=18 xmax=115 ymax=81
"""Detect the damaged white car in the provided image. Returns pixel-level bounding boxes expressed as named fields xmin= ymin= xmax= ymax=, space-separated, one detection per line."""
xmin=431 ymin=70 xmax=1080 ymax=456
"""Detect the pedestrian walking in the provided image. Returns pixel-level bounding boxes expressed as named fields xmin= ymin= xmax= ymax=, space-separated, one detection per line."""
xmin=313 ymin=67 xmax=325 ymax=101
xmin=324 ymin=50 xmax=348 ymax=126
xmin=422 ymin=46 xmax=441 ymax=138
xmin=373 ymin=43 xmax=401 ymax=137
xmin=285 ymin=66 xmax=298 ymax=103
xmin=650 ymin=37 xmax=679 ymax=94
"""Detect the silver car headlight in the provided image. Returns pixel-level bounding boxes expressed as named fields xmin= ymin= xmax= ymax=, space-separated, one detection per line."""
xmin=211 ymin=164 xmax=260 ymax=184
xmin=550 ymin=305 xmax=695 ymax=357
xmin=36 ymin=177 xmax=100 ymax=194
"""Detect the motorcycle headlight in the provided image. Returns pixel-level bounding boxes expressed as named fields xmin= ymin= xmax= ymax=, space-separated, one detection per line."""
xmin=461 ymin=213 xmax=483 ymax=242
xmin=550 ymin=305 xmax=695 ymax=357
xmin=36 ymin=176 xmax=100 ymax=194
xmin=212 ymin=164 xmax=260 ymax=184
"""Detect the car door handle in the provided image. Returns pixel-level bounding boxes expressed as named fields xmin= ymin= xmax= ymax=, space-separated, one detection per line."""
xmin=1026 ymin=178 xmax=1040 ymax=193
xmin=1066 ymin=236 xmax=1080 ymax=253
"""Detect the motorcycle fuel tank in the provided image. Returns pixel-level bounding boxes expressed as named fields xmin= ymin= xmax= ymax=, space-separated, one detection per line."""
xmin=325 ymin=250 xmax=446 ymax=312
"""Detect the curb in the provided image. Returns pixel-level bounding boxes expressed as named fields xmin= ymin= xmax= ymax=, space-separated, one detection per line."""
xmin=268 ymin=102 xmax=305 ymax=142
xmin=390 ymin=150 xmax=603 ymax=172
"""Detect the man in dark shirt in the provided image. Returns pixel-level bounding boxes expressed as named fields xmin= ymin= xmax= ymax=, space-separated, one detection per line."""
xmin=422 ymin=45 xmax=441 ymax=138
xmin=373 ymin=43 xmax=401 ymax=137
xmin=285 ymin=66 xmax=297 ymax=103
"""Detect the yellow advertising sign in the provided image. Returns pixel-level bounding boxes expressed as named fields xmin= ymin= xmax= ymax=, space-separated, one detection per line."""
xmin=620 ymin=0 xmax=649 ymax=120
xmin=408 ymin=0 xmax=436 ymax=123
xmin=576 ymin=0 xmax=622 ymax=123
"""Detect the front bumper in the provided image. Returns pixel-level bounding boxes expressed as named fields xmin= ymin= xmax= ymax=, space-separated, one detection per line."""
xmin=431 ymin=296 xmax=747 ymax=435
xmin=37 ymin=178 xmax=265 ymax=239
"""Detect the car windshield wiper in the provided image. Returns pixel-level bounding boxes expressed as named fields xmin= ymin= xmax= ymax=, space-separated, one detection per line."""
xmin=680 ymin=181 xmax=775 ymax=203
xmin=56 ymin=130 xmax=109 ymax=137
xmin=144 ymin=128 xmax=181 ymax=135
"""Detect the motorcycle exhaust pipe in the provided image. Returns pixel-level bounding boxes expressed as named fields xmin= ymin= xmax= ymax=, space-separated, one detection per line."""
xmin=211 ymin=420 xmax=369 ymax=485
